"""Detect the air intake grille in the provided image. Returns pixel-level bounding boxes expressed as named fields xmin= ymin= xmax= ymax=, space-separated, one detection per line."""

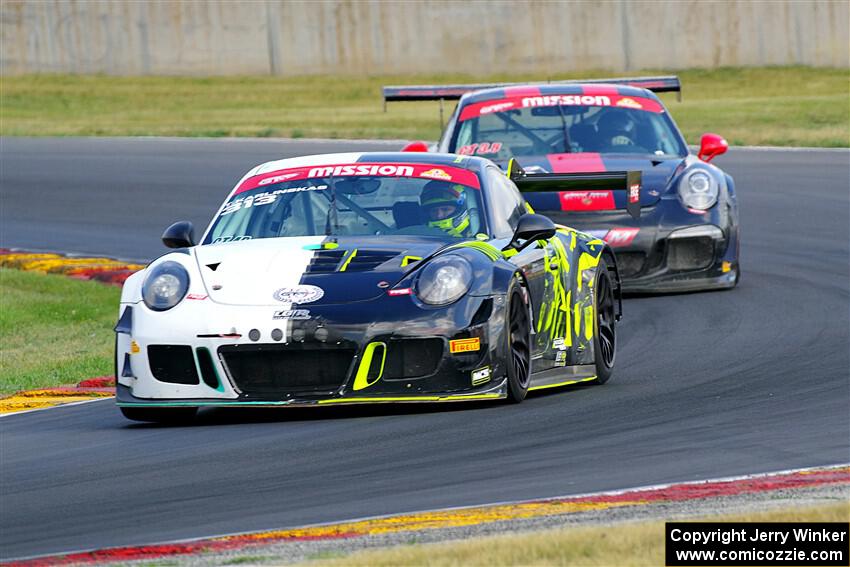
xmin=667 ymin=237 xmax=714 ymax=271
xmin=219 ymin=344 xmax=355 ymax=397
xmin=147 ymin=345 xmax=199 ymax=385
xmin=383 ymin=338 xmax=443 ymax=379
xmin=615 ymin=252 xmax=646 ymax=278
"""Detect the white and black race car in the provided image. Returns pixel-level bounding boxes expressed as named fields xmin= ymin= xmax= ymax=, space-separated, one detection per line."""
xmin=115 ymin=152 xmax=633 ymax=422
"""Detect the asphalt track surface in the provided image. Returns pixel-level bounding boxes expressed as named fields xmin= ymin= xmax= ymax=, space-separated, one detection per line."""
xmin=1 ymin=138 xmax=848 ymax=559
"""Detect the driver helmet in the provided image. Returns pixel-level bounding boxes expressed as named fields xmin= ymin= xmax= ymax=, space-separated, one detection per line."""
xmin=420 ymin=181 xmax=470 ymax=237
xmin=597 ymin=110 xmax=637 ymax=147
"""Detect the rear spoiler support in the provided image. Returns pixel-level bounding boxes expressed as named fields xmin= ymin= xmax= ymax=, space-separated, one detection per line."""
xmin=382 ymin=75 xmax=681 ymax=106
xmin=507 ymin=159 xmax=642 ymax=219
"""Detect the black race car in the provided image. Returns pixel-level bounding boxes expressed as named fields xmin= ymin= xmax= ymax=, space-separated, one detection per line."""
xmin=115 ymin=152 xmax=632 ymax=422
xmin=385 ymin=76 xmax=740 ymax=293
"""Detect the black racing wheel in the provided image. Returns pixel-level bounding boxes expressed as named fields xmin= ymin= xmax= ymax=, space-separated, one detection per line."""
xmin=505 ymin=277 xmax=532 ymax=402
xmin=593 ymin=259 xmax=616 ymax=384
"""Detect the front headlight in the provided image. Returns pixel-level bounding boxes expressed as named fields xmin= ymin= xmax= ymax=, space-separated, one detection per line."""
xmin=678 ymin=169 xmax=719 ymax=210
xmin=416 ymin=255 xmax=473 ymax=306
xmin=142 ymin=261 xmax=190 ymax=311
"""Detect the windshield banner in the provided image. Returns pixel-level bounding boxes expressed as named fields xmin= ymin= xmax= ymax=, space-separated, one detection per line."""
xmin=459 ymin=94 xmax=663 ymax=121
xmin=237 ymin=163 xmax=481 ymax=195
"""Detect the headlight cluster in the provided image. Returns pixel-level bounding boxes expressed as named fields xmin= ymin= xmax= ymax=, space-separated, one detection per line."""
xmin=142 ymin=261 xmax=190 ymax=311
xmin=678 ymin=169 xmax=719 ymax=210
xmin=416 ymin=255 xmax=472 ymax=305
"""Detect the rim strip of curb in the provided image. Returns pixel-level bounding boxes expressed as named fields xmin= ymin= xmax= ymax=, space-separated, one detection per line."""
xmin=5 ymin=465 xmax=848 ymax=566
xmin=0 ymin=377 xmax=115 ymax=415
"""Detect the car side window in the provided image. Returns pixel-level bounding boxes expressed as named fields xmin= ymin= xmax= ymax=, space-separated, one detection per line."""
xmin=485 ymin=167 xmax=526 ymax=238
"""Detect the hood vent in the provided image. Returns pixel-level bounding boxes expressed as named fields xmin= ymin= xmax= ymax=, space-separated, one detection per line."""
xmin=305 ymin=249 xmax=400 ymax=273
xmin=344 ymin=250 xmax=399 ymax=272
xmin=305 ymin=250 xmax=346 ymax=273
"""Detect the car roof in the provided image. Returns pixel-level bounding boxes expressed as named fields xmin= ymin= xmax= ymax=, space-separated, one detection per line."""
xmin=459 ymin=83 xmax=662 ymax=105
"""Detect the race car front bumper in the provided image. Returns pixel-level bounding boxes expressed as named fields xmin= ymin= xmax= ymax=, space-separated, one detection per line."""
xmin=115 ymin=291 xmax=511 ymax=408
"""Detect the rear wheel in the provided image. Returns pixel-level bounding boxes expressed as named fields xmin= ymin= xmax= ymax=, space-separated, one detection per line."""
xmin=120 ymin=406 xmax=197 ymax=423
xmin=505 ymin=279 xmax=531 ymax=402
xmin=593 ymin=259 xmax=616 ymax=384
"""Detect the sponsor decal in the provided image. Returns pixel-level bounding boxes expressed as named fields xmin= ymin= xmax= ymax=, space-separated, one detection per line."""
xmin=420 ymin=168 xmax=452 ymax=181
xmin=458 ymin=142 xmax=503 ymax=156
xmin=553 ymin=337 xmax=566 ymax=350
xmin=555 ymin=350 xmax=567 ymax=367
xmin=450 ymin=337 xmax=481 ymax=354
xmin=186 ymin=293 xmax=208 ymax=300
xmin=130 ymin=340 xmax=140 ymax=354
xmin=212 ymin=235 xmax=252 ymax=243
xmin=616 ymin=97 xmax=643 ymax=109
xmin=272 ymin=285 xmax=324 ymax=304
xmin=559 ymin=191 xmax=616 ymax=211
xmin=480 ymin=101 xmax=515 ymax=114
xmin=604 ymin=228 xmax=640 ymax=247
xmin=628 ymin=182 xmax=640 ymax=204
xmin=258 ymin=173 xmax=298 ymax=186
xmin=459 ymin=94 xmax=663 ymax=121
xmin=237 ymin=163 xmax=482 ymax=194
xmin=220 ymin=186 xmax=327 ymax=217
xmin=272 ymin=308 xmax=310 ymax=320
xmin=387 ymin=288 xmax=412 ymax=296
xmin=308 ymin=164 xmax=414 ymax=178
xmin=471 ymin=366 xmax=492 ymax=386
xmin=523 ymin=95 xmax=611 ymax=108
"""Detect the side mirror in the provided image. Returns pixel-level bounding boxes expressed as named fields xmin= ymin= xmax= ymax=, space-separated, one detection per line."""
xmin=162 ymin=221 xmax=195 ymax=249
xmin=698 ymin=133 xmax=728 ymax=163
xmin=402 ymin=141 xmax=429 ymax=152
xmin=503 ymin=214 xmax=556 ymax=252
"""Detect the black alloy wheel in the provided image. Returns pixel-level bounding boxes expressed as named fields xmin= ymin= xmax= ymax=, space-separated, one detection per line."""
xmin=594 ymin=259 xmax=616 ymax=384
xmin=505 ymin=280 xmax=531 ymax=402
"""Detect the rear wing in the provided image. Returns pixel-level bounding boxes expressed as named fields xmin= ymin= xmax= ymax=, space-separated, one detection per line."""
xmin=382 ymin=75 xmax=680 ymax=105
xmin=507 ymin=159 xmax=642 ymax=219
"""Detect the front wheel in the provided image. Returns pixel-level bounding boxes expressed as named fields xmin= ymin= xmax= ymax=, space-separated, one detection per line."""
xmin=593 ymin=259 xmax=616 ymax=384
xmin=120 ymin=406 xmax=197 ymax=423
xmin=505 ymin=278 xmax=532 ymax=402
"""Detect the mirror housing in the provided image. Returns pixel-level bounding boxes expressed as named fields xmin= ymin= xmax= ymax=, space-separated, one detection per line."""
xmin=503 ymin=214 xmax=556 ymax=252
xmin=402 ymin=141 xmax=429 ymax=152
xmin=162 ymin=221 xmax=195 ymax=249
xmin=698 ymin=133 xmax=728 ymax=163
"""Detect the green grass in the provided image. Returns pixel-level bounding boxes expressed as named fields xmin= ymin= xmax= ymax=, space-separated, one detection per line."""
xmin=0 ymin=269 xmax=119 ymax=396
xmin=1 ymin=67 xmax=847 ymax=146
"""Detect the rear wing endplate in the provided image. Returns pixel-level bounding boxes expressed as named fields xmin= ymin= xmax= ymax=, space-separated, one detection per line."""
xmin=382 ymin=75 xmax=680 ymax=105
xmin=507 ymin=159 xmax=642 ymax=219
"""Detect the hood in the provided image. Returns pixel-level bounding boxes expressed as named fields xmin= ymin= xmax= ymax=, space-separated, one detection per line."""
xmin=193 ymin=236 xmax=450 ymax=306
xmin=501 ymin=153 xmax=685 ymax=208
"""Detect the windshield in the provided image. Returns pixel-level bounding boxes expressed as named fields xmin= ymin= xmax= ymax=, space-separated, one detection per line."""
xmin=451 ymin=96 xmax=687 ymax=159
xmin=203 ymin=164 xmax=486 ymax=244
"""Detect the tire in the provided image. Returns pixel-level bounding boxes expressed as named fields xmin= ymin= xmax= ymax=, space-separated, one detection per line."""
xmin=120 ymin=406 xmax=197 ymax=423
xmin=505 ymin=277 xmax=532 ymax=402
xmin=593 ymin=259 xmax=616 ymax=384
